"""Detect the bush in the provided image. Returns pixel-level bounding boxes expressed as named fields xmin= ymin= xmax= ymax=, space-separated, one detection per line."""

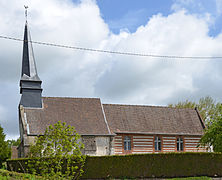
xmin=28 ymin=121 xmax=85 ymax=179
xmin=82 ymin=152 xmax=222 ymax=179
xmin=7 ymin=152 xmax=222 ymax=179
xmin=0 ymin=124 xmax=11 ymax=168
xmin=0 ymin=169 xmax=42 ymax=180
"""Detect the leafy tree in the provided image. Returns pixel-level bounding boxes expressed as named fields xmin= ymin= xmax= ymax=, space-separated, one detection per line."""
xmin=169 ymin=96 xmax=220 ymax=126
xmin=29 ymin=121 xmax=85 ymax=179
xmin=0 ymin=124 xmax=11 ymax=168
xmin=169 ymin=99 xmax=196 ymax=109
xmin=169 ymin=96 xmax=222 ymax=152
xmin=7 ymin=138 xmax=21 ymax=147
xmin=199 ymin=104 xmax=222 ymax=152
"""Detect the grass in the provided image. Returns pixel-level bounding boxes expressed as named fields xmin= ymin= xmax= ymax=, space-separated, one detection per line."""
xmin=0 ymin=169 xmax=42 ymax=180
xmin=0 ymin=169 xmax=214 ymax=180
xmin=170 ymin=177 xmax=212 ymax=180
xmin=118 ymin=178 xmax=212 ymax=180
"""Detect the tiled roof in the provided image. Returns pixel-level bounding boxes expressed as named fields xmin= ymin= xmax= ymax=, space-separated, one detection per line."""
xmin=103 ymin=104 xmax=204 ymax=135
xmin=24 ymin=97 xmax=111 ymax=135
xmin=23 ymin=97 xmax=205 ymax=136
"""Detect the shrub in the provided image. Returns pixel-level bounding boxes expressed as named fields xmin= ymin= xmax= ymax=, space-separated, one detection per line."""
xmin=0 ymin=124 xmax=11 ymax=168
xmin=28 ymin=121 xmax=85 ymax=179
xmin=7 ymin=152 xmax=222 ymax=179
xmin=82 ymin=153 xmax=222 ymax=179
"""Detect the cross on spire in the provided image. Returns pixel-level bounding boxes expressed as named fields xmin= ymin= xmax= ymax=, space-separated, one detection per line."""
xmin=24 ymin=5 xmax=28 ymax=21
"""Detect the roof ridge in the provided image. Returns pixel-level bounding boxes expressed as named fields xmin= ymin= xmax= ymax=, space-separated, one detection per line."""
xmin=102 ymin=103 xmax=195 ymax=110
xmin=42 ymin=97 xmax=195 ymax=110
xmin=43 ymin=96 xmax=100 ymax=100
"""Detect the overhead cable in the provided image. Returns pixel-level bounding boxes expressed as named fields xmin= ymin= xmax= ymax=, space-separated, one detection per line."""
xmin=0 ymin=35 xmax=222 ymax=59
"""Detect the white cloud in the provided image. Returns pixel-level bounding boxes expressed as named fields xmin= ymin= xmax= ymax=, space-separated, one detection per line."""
xmin=95 ymin=11 xmax=222 ymax=105
xmin=0 ymin=0 xmax=222 ymax=138
xmin=171 ymin=0 xmax=222 ymax=28
xmin=171 ymin=0 xmax=203 ymax=12
xmin=216 ymin=0 xmax=222 ymax=15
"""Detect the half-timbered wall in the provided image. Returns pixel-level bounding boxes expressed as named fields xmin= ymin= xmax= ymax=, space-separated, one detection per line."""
xmin=184 ymin=136 xmax=206 ymax=152
xmin=114 ymin=134 xmax=207 ymax=155
xmin=132 ymin=135 xmax=153 ymax=154
xmin=162 ymin=136 xmax=176 ymax=152
xmin=114 ymin=135 xmax=123 ymax=155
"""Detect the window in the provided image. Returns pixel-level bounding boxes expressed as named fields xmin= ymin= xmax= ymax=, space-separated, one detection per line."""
xmin=124 ymin=136 xmax=131 ymax=150
xmin=177 ymin=137 xmax=183 ymax=151
xmin=82 ymin=137 xmax=96 ymax=151
xmin=154 ymin=136 xmax=161 ymax=151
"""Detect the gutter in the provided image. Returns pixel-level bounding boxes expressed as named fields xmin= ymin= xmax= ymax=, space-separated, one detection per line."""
xmin=27 ymin=133 xmax=116 ymax=136
xmin=114 ymin=131 xmax=204 ymax=136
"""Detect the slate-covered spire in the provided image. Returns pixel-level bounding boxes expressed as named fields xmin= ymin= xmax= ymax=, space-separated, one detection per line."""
xmin=21 ymin=21 xmax=40 ymax=80
xmin=20 ymin=21 xmax=43 ymax=108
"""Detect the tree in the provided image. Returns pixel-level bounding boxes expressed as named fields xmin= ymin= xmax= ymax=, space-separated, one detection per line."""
xmin=169 ymin=96 xmax=220 ymax=126
xmin=29 ymin=121 xmax=85 ymax=179
xmin=169 ymin=96 xmax=222 ymax=152
xmin=169 ymin=99 xmax=196 ymax=109
xmin=7 ymin=138 xmax=21 ymax=147
xmin=0 ymin=124 xmax=11 ymax=168
xmin=199 ymin=104 xmax=222 ymax=152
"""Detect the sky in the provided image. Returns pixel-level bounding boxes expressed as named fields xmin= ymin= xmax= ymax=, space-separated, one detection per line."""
xmin=0 ymin=0 xmax=222 ymax=139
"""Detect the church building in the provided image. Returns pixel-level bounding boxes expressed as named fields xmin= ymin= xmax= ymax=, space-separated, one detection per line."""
xmin=18 ymin=21 xmax=207 ymax=157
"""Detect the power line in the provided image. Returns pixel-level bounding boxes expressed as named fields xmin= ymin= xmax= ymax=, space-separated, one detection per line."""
xmin=0 ymin=35 xmax=222 ymax=59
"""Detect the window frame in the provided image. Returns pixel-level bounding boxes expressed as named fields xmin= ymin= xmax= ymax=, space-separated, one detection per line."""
xmin=176 ymin=137 xmax=184 ymax=152
xmin=123 ymin=135 xmax=132 ymax=151
xmin=154 ymin=136 xmax=162 ymax=152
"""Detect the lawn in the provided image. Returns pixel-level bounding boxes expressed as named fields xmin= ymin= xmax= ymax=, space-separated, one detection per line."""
xmin=0 ymin=169 xmax=213 ymax=179
xmin=0 ymin=169 xmax=41 ymax=180
xmin=171 ymin=177 xmax=211 ymax=180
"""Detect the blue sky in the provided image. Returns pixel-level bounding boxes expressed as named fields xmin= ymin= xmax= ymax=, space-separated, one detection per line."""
xmin=96 ymin=0 xmax=222 ymax=36
xmin=96 ymin=0 xmax=173 ymax=33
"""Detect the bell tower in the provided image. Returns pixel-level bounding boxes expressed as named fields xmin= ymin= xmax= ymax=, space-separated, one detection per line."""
xmin=20 ymin=17 xmax=43 ymax=108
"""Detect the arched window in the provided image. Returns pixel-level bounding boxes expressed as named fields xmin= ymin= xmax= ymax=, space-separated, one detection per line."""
xmin=154 ymin=136 xmax=161 ymax=151
xmin=124 ymin=136 xmax=131 ymax=150
xmin=177 ymin=137 xmax=183 ymax=151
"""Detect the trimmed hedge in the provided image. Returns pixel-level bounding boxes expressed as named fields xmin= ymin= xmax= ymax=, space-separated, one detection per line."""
xmin=7 ymin=152 xmax=222 ymax=179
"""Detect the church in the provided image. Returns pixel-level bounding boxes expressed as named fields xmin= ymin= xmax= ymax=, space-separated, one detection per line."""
xmin=18 ymin=21 xmax=207 ymax=157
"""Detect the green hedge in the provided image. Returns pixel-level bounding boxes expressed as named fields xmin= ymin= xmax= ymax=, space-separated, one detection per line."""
xmin=0 ymin=169 xmax=42 ymax=179
xmin=7 ymin=152 xmax=222 ymax=179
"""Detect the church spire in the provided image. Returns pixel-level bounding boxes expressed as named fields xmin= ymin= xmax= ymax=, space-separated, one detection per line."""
xmin=21 ymin=21 xmax=40 ymax=80
xmin=20 ymin=8 xmax=43 ymax=108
